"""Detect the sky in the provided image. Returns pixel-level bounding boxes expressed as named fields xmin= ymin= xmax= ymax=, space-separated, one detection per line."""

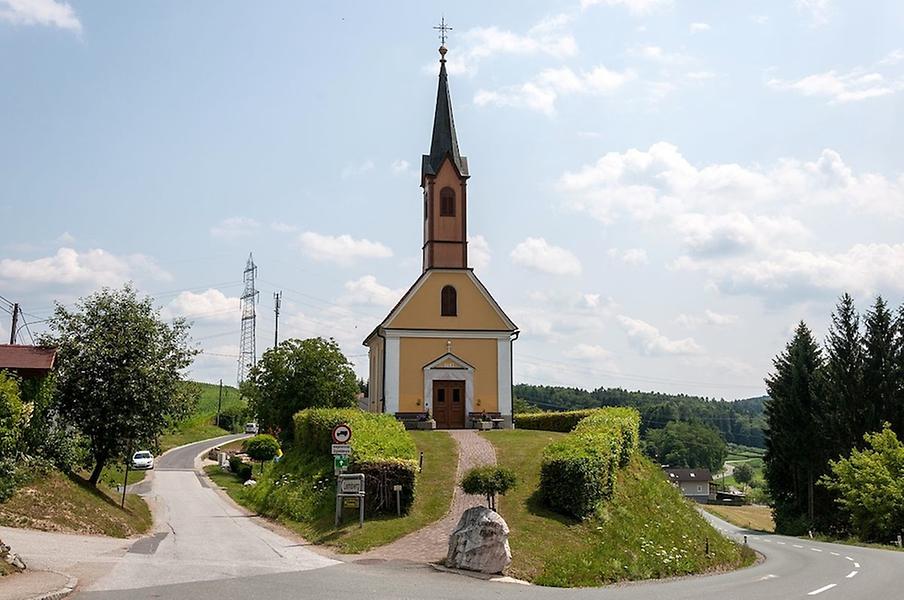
xmin=1 ymin=0 xmax=903 ymax=399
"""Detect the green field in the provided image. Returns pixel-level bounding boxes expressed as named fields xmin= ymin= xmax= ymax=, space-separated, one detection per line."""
xmin=483 ymin=429 xmax=755 ymax=586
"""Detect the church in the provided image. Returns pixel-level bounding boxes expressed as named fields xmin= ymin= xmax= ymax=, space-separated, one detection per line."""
xmin=363 ymin=44 xmax=518 ymax=429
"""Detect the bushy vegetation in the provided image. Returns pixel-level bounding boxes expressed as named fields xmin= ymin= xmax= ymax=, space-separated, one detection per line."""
xmin=643 ymin=420 xmax=727 ymax=473
xmin=244 ymin=434 xmax=280 ymax=473
xmin=514 ymin=409 xmax=598 ymax=432
xmin=515 ymin=384 xmax=766 ymax=447
xmin=460 ymin=466 xmax=517 ymax=510
xmin=539 ymin=408 xmax=640 ymax=518
xmin=228 ymin=456 xmax=253 ymax=482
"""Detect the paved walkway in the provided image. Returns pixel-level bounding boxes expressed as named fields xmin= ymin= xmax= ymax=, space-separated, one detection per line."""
xmin=360 ymin=429 xmax=496 ymax=563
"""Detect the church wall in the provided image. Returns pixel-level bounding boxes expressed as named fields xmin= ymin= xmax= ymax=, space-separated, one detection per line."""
xmin=388 ymin=271 xmax=510 ymax=331
xmin=398 ymin=337 xmax=498 ymax=413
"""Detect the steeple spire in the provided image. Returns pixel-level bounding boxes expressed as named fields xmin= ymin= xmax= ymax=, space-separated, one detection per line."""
xmin=422 ymin=44 xmax=469 ymax=183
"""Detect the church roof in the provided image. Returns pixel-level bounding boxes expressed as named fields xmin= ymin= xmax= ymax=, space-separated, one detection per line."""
xmin=422 ymin=49 xmax=469 ymax=182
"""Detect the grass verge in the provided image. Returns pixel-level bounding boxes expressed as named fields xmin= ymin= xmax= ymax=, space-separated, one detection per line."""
xmin=484 ymin=429 xmax=755 ymax=587
xmin=702 ymin=504 xmax=775 ymax=533
xmin=0 ymin=469 xmax=151 ymax=537
xmin=204 ymin=430 xmax=458 ymax=553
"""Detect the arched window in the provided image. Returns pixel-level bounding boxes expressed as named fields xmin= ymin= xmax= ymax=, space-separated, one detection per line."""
xmin=440 ymin=187 xmax=456 ymax=217
xmin=441 ymin=285 xmax=457 ymax=316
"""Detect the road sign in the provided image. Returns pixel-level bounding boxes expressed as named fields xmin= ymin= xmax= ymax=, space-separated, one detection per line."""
xmin=334 ymin=455 xmax=349 ymax=474
xmin=331 ymin=423 xmax=352 ymax=444
xmin=335 ymin=473 xmax=366 ymax=528
xmin=331 ymin=444 xmax=352 ymax=456
xmin=339 ymin=477 xmax=364 ymax=495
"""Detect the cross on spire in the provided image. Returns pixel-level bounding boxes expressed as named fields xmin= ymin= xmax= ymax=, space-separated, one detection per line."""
xmin=433 ymin=16 xmax=452 ymax=47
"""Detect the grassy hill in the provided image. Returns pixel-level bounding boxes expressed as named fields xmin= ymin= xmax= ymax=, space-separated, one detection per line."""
xmin=158 ymin=381 xmax=243 ymax=452
xmin=484 ymin=429 xmax=755 ymax=586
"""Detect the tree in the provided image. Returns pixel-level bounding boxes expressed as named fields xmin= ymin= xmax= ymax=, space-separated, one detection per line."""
xmin=460 ymin=466 xmax=517 ymax=511
xmin=243 ymin=434 xmax=280 ymax=474
xmin=733 ymin=463 xmax=754 ymax=485
xmin=764 ymin=321 xmax=829 ymax=533
xmin=823 ymin=294 xmax=865 ymax=451
xmin=0 ymin=371 xmax=26 ymax=460
xmin=820 ymin=424 xmax=904 ymax=542
xmin=863 ymin=297 xmax=898 ymax=436
xmin=643 ymin=420 xmax=727 ymax=473
xmin=41 ymin=285 xmax=198 ymax=485
xmin=243 ymin=337 xmax=358 ymax=438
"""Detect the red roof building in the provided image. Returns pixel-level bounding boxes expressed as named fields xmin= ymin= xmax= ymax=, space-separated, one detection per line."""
xmin=0 ymin=344 xmax=57 ymax=378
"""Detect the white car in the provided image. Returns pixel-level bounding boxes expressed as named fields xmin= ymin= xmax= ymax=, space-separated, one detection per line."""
xmin=244 ymin=423 xmax=259 ymax=434
xmin=131 ymin=450 xmax=155 ymax=470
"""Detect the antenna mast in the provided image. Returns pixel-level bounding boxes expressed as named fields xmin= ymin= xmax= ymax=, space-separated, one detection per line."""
xmin=237 ymin=253 xmax=259 ymax=386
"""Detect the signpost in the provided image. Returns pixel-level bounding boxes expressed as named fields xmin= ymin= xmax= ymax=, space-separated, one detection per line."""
xmin=331 ymin=424 xmax=352 ymax=444
xmin=330 ymin=423 xmax=364 ymax=527
xmin=335 ymin=473 xmax=365 ymax=528
xmin=331 ymin=444 xmax=351 ymax=455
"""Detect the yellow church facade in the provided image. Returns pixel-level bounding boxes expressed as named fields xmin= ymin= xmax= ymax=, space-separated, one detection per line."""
xmin=363 ymin=46 xmax=518 ymax=429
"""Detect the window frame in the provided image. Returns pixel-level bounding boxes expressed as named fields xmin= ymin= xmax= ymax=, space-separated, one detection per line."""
xmin=441 ymin=285 xmax=457 ymax=316
xmin=439 ymin=187 xmax=456 ymax=217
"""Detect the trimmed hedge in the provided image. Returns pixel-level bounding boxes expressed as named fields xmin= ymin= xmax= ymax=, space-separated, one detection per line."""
xmin=540 ymin=407 xmax=640 ymax=519
xmin=294 ymin=408 xmax=419 ymax=514
xmin=514 ymin=409 xmax=599 ymax=432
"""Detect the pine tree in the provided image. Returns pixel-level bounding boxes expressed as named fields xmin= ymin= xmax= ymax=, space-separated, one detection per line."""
xmin=764 ymin=321 xmax=827 ymax=533
xmin=893 ymin=304 xmax=904 ymax=436
xmin=823 ymin=294 xmax=864 ymax=451
xmin=863 ymin=297 xmax=897 ymax=435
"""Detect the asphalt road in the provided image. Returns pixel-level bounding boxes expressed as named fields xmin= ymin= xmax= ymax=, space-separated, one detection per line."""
xmin=76 ymin=436 xmax=904 ymax=600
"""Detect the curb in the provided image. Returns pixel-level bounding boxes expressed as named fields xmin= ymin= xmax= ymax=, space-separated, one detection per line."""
xmin=24 ymin=573 xmax=78 ymax=600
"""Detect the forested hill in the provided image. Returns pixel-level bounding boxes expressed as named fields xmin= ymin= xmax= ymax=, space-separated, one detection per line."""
xmin=514 ymin=384 xmax=767 ymax=448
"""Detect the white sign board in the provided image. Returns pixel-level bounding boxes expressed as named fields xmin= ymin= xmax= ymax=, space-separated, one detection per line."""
xmin=339 ymin=477 xmax=363 ymax=495
xmin=331 ymin=424 xmax=352 ymax=444
xmin=331 ymin=444 xmax=352 ymax=456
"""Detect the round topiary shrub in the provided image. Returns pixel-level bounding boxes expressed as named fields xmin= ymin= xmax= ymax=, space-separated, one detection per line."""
xmin=460 ymin=466 xmax=517 ymax=511
xmin=243 ymin=434 xmax=281 ymax=474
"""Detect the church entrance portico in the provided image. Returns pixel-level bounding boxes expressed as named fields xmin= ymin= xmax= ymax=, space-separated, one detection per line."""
xmin=432 ymin=380 xmax=466 ymax=429
xmin=423 ymin=352 xmax=473 ymax=429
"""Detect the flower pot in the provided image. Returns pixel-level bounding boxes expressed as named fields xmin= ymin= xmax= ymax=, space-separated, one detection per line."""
xmin=478 ymin=421 xmax=492 ymax=431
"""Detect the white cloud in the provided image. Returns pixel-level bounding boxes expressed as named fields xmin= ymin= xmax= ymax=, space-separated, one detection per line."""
xmin=617 ymin=315 xmax=702 ymax=355
xmin=768 ymin=51 xmax=904 ymax=104
xmin=469 ymin=235 xmax=491 ymax=270
xmin=390 ymin=159 xmax=410 ymax=175
xmin=510 ymin=237 xmax=582 ymax=276
xmin=210 ymin=217 xmax=261 ymax=239
xmin=676 ymin=309 xmax=739 ymax=328
xmin=672 ymin=212 xmax=810 ymax=258
xmin=340 ymin=275 xmax=404 ymax=308
xmin=581 ymin=0 xmax=673 ymax=16
xmin=56 ymin=231 xmax=76 ymax=244
xmin=628 ymin=45 xmax=690 ymax=66
xmin=565 ymin=343 xmax=613 ymax=360
xmin=607 ymin=247 xmax=649 ymax=265
xmin=297 ymin=232 xmax=393 ymax=265
xmin=795 ymin=0 xmax=835 ymax=27
xmin=475 ymin=65 xmax=635 ymax=115
xmin=341 ymin=159 xmax=375 ymax=179
xmin=165 ymin=289 xmax=240 ymax=322
xmin=270 ymin=222 xmax=298 ymax=233
xmin=0 ymin=0 xmax=81 ymax=32
xmin=0 ymin=247 xmax=171 ymax=288
xmin=689 ymin=22 xmax=711 ymax=33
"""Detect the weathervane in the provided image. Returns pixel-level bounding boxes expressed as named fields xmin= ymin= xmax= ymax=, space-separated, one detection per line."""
xmin=434 ymin=16 xmax=452 ymax=47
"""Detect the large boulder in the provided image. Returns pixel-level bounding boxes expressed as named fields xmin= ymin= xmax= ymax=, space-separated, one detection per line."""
xmin=0 ymin=538 xmax=26 ymax=571
xmin=445 ymin=506 xmax=512 ymax=574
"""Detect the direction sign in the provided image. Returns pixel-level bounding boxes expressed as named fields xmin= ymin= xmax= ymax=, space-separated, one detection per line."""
xmin=331 ymin=423 xmax=352 ymax=444
xmin=339 ymin=477 xmax=364 ymax=495
xmin=334 ymin=455 xmax=349 ymax=473
xmin=331 ymin=444 xmax=352 ymax=456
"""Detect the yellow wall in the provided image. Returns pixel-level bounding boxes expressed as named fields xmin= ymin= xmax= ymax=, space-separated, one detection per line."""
xmin=398 ymin=337 xmax=498 ymax=413
xmin=388 ymin=271 xmax=510 ymax=331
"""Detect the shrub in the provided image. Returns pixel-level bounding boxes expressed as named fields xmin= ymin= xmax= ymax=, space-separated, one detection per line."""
xmin=515 ymin=409 xmax=599 ymax=432
xmin=244 ymin=434 xmax=281 ymax=473
xmin=218 ymin=402 xmax=248 ymax=433
xmin=228 ymin=456 xmax=253 ymax=482
xmin=733 ymin=463 xmax=754 ymax=485
xmin=540 ymin=407 xmax=640 ymax=518
xmin=461 ymin=466 xmax=517 ymax=510
xmin=293 ymin=408 xmax=418 ymax=514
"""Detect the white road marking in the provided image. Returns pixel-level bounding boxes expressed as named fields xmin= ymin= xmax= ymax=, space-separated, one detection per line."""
xmin=777 ymin=541 xmax=786 ymax=545
xmin=762 ymin=539 xmax=771 ymax=543
xmin=846 ymin=571 xmax=858 ymax=578
xmin=759 ymin=574 xmax=779 ymax=581
xmin=830 ymin=552 xmax=840 ymax=556
xmin=853 ymin=562 xmax=860 ymax=568
xmin=808 ymin=584 xmax=837 ymax=595
xmin=794 ymin=544 xmax=805 ymax=548
xmin=845 ymin=556 xmax=854 ymax=561
xmin=811 ymin=548 xmax=823 ymax=552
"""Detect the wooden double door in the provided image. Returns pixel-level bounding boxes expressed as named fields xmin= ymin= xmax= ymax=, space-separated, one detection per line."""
xmin=433 ymin=380 xmax=466 ymax=429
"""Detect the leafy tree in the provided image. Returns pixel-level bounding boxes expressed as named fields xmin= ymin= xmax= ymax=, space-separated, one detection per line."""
xmin=764 ymin=321 xmax=830 ymax=533
xmin=243 ymin=434 xmax=280 ymax=474
xmin=513 ymin=396 xmax=540 ymax=414
xmin=0 ymin=371 xmax=26 ymax=459
xmin=644 ymin=420 xmax=727 ymax=473
xmin=243 ymin=337 xmax=358 ymax=439
xmin=733 ymin=463 xmax=754 ymax=485
xmin=820 ymin=424 xmax=904 ymax=542
xmin=41 ymin=285 xmax=198 ymax=485
xmin=460 ymin=466 xmax=517 ymax=511
xmin=823 ymin=294 xmax=865 ymax=451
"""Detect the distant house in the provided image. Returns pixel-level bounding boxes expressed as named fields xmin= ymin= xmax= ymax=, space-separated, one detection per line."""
xmin=664 ymin=468 xmax=713 ymax=502
xmin=0 ymin=344 xmax=57 ymax=379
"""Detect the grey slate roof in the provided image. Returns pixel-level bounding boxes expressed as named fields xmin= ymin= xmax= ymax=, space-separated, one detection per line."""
xmin=422 ymin=54 xmax=469 ymax=181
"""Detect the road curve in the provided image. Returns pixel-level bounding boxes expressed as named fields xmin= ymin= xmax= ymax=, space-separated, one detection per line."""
xmin=78 ymin=439 xmax=904 ymax=599
xmin=82 ymin=434 xmax=338 ymax=593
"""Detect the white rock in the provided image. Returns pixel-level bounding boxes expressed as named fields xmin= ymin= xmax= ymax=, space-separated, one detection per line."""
xmin=445 ymin=506 xmax=512 ymax=574
xmin=243 ymin=479 xmax=257 ymax=486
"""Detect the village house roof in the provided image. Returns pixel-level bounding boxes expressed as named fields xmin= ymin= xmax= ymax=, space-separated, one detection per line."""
xmin=664 ymin=468 xmax=714 ymax=483
xmin=0 ymin=344 xmax=57 ymax=377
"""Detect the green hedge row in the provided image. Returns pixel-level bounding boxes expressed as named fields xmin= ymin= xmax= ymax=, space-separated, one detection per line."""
xmin=514 ymin=409 xmax=599 ymax=432
xmin=539 ymin=407 xmax=640 ymax=519
xmin=293 ymin=408 xmax=419 ymax=514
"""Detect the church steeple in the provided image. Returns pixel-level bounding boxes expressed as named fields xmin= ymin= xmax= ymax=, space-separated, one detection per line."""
xmin=422 ymin=44 xmax=469 ymax=272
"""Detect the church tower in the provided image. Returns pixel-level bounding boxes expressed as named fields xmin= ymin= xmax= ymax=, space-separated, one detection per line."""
xmin=422 ymin=46 xmax=469 ymax=271
xmin=364 ymin=39 xmax=518 ymax=429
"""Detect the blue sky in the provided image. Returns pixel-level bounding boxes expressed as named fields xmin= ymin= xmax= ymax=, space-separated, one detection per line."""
xmin=1 ymin=0 xmax=902 ymax=398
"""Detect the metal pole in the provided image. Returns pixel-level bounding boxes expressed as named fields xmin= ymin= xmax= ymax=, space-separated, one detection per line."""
xmin=273 ymin=292 xmax=281 ymax=347
xmin=9 ymin=303 xmax=19 ymax=344
xmin=121 ymin=446 xmax=131 ymax=509
xmin=216 ymin=379 xmax=223 ymax=429
xmin=359 ymin=495 xmax=364 ymax=528
xmin=419 ymin=451 xmax=424 ymax=472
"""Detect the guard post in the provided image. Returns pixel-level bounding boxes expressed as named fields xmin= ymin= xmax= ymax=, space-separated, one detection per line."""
xmin=335 ymin=473 xmax=365 ymax=528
